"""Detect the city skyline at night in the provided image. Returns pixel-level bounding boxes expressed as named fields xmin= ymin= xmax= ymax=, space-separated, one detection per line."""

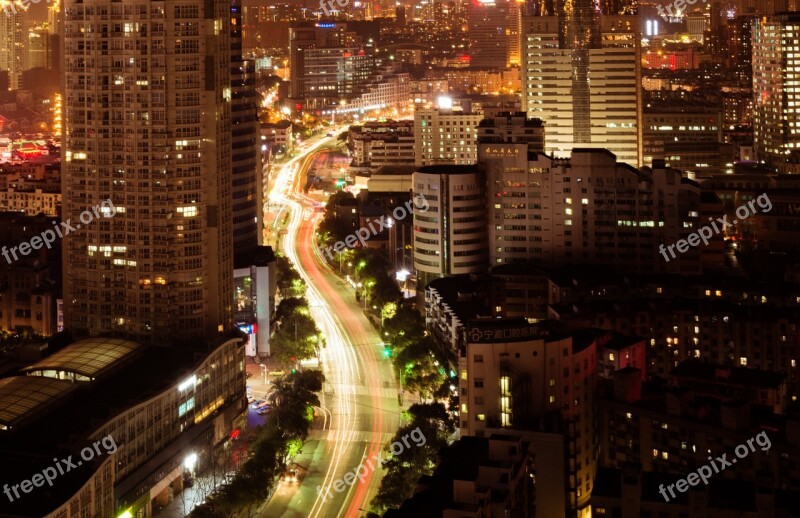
xmin=1 ymin=0 xmax=800 ymax=517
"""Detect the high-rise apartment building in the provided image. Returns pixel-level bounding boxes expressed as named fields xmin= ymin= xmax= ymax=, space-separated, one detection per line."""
xmin=482 ymin=147 xmax=707 ymax=273
xmin=414 ymin=106 xmax=484 ymax=165
xmin=412 ymin=165 xmax=487 ymax=286
xmin=753 ymin=12 xmax=800 ymax=171
xmin=477 ymin=112 xmax=545 ymax=265
xmin=62 ymin=0 xmax=234 ymax=343
xmin=0 ymin=1 xmax=26 ymax=90
xmin=521 ymin=14 xmax=642 ymax=166
xmin=231 ymin=0 xmax=262 ymax=261
xmin=457 ymin=319 xmax=599 ymax=515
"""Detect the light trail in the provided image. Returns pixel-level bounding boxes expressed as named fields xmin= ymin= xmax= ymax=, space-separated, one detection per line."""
xmin=262 ymin=128 xmax=397 ymax=518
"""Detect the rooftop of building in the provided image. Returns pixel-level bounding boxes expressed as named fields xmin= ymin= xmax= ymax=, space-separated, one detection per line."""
xmin=592 ymin=466 xmax=784 ymax=511
xmin=372 ymin=165 xmax=417 ymax=176
xmin=489 ymin=262 xmax=549 ymax=278
xmin=234 ymin=244 xmax=276 ymax=270
xmin=477 ymin=112 xmax=544 ymax=127
xmin=465 ymin=317 xmax=600 ymax=351
xmin=672 ymin=360 xmax=786 ymax=389
xmin=415 ymin=164 xmax=482 ymax=176
xmin=0 ymin=333 xmax=243 ymax=516
xmin=261 ymin=119 xmax=292 ymax=129
xmin=549 ymin=297 xmax=800 ymax=323
xmin=602 ymin=332 xmax=646 ymax=351
xmin=20 ymin=337 xmax=143 ymax=380
xmin=385 ymin=434 xmax=525 ymax=517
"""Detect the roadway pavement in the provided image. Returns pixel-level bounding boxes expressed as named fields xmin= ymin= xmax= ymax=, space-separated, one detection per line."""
xmin=257 ymin=133 xmax=402 ymax=518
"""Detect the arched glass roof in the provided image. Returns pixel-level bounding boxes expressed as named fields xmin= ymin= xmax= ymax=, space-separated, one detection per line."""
xmin=21 ymin=338 xmax=143 ymax=380
xmin=0 ymin=376 xmax=77 ymax=430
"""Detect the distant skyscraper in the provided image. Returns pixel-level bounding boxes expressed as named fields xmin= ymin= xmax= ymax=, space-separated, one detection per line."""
xmin=0 ymin=1 xmax=26 ymax=90
xmin=753 ymin=12 xmax=800 ymax=171
xmin=231 ymin=0 xmax=263 ymax=262
xmin=467 ymin=0 xmax=514 ymax=68
xmin=521 ymin=11 xmax=642 ymax=166
xmin=62 ymin=0 xmax=234 ymax=342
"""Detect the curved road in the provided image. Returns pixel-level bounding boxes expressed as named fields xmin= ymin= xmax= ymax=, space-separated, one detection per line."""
xmin=260 ymin=135 xmax=401 ymax=518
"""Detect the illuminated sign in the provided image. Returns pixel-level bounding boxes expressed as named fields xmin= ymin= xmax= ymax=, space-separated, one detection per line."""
xmin=468 ymin=324 xmax=539 ymax=343
xmin=316 ymin=23 xmax=335 ymax=28
xmin=483 ymin=146 xmax=521 ymax=156
xmin=238 ymin=324 xmax=254 ymax=334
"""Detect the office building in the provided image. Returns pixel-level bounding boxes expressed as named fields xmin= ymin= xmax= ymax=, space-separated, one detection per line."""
xmin=487 ymin=149 xmax=709 ymax=273
xmin=643 ymin=105 xmax=723 ymax=165
xmin=414 ymin=106 xmax=484 ymax=165
xmin=288 ymin=22 xmax=409 ymax=114
xmin=521 ymin=14 xmax=642 ymax=166
xmin=0 ymin=336 xmax=246 ymax=517
xmin=457 ymin=319 xmax=600 ymax=515
xmin=231 ymin=0 xmax=263 ymax=261
xmin=62 ymin=0 xmax=234 ymax=343
xmin=753 ymin=12 xmax=800 ymax=170
xmin=477 ymin=112 xmax=546 ymax=265
xmin=348 ymin=120 xmax=415 ymax=172
xmin=412 ymin=165 xmax=487 ymax=286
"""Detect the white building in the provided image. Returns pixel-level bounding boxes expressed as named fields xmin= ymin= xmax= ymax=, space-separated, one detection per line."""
xmin=414 ymin=106 xmax=484 ymax=166
xmin=348 ymin=120 xmax=415 ymax=172
xmin=521 ymin=15 xmax=642 ymax=167
xmin=412 ymin=165 xmax=487 ymax=286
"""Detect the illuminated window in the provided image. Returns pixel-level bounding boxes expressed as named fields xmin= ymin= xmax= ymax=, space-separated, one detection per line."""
xmin=178 ymin=206 xmax=198 ymax=217
xmin=609 ymin=353 xmax=615 ymax=362
xmin=178 ymin=397 xmax=195 ymax=417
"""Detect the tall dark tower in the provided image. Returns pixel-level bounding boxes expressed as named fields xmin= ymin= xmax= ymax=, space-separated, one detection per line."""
xmin=231 ymin=0 xmax=263 ymax=264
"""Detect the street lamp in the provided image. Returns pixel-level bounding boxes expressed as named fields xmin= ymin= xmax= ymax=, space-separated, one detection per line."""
xmin=356 ymin=260 xmax=366 ymax=283
xmin=259 ymin=363 xmax=267 ymax=385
